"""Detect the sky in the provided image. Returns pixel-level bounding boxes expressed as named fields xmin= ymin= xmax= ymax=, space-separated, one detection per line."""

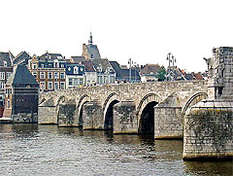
xmin=0 ymin=0 xmax=233 ymax=72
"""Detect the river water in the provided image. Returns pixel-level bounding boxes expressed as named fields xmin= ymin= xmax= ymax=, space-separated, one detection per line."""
xmin=0 ymin=124 xmax=232 ymax=176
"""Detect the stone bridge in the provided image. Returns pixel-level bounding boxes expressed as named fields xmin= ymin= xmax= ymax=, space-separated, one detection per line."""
xmin=39 ymin=80 xmax=208 ymax=139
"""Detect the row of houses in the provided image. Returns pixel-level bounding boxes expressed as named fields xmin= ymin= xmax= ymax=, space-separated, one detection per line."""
xmin=0 ymin=33 xmax=207 ymax=101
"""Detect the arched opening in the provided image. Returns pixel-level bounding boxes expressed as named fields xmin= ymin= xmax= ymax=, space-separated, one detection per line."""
xmin=138 ymin=101 xmax=158 ymax=135
xmin=104 ymin=100 xmax=119 ymax=130
xmin=79 ymin=101 xmax=88 ymax=128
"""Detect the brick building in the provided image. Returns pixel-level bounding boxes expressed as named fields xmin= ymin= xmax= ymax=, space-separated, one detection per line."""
xmin=28 ymin=52 xmax=66 ymax=91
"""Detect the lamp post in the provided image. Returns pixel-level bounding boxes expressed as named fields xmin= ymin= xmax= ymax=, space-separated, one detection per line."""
xmin=166 ymin=52 xmax=176 ymax=81
xmin=133 ymin=62 xmax=137 ymax=82
xmin=128 ymin=58 xmax=133 ymax=83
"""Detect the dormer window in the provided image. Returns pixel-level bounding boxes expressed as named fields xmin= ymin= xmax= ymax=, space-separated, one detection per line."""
xmin=32 ymin=64 xmax=37 ymax=69
xmin=54 ymin=60 xmax=59 ymax=68
xmin=74 ymin=66 xmax=78 ymax=74
xmin=3 ymin=61 xmax=7 ymax=67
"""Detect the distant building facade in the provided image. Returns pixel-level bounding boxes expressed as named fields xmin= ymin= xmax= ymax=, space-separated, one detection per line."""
xmin=3 ymin=64 xmax=39 ymax=123
xmin=140 ymin=64 xmax=160 ymax=82
xmin=92 ymin=58 xmax=116 ymax=85
xmin=71 ymin=57 xmax=97 ymax=86
xmin=110 ymin=61 xmax=140 ymax=83
xmin=0 ymin=51 xmax=14 ymax=107
xmin=65 ymin=63 xmax=85 ymax=88
xmin=28 ymin=52 xmax=66 ymax=91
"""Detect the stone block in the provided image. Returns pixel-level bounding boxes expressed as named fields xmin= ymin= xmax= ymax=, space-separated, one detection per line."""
xmin=113 ymin=101 xmax=137 ymax=134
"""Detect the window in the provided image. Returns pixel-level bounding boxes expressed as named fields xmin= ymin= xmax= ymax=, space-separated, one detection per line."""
xmin=104 ymin=76 xmax=107 ymax=84
xmin=74 ymin=78 xmax=79 ymax=85
xmin=97 ymin=76 xmax=102 ymax=84
xmin=74 ymin=66 xmax=78 ymax=74
xmin=54 ymin=62 xmax=58 ymax=68
xmin=0 ymin=82 xmax=4 ymax=89
xmin=41 ymin=64 xmax=44 ymax=68
xmin=32 ymin=72 xmax=37 ymax=78
xmin=54 ymin=72 xmax=59 ymax=79
xmin=7 ymin=99 xmax=10 ymax=108
xmin=32 ymin=64 xmax=37 ymax=69
xmin=3 ymin=61 xmax=7 ymax=67
xmin=60 ymin=82 xmax=65 ymax=89
xmin=48 ymin=82 xmax=53 ymax=90
xmin=40 ymin=82 xmax=45 ymax=90
xmin=6 ymin=72 xmax=11 ymax=79
xmin=48 ymin=72 xmax=53 ymax=79
xmin=54 ymin=82 xmax=59 ymax=90
xmin=110 ymin=76 xmax=115 ymax=83
xmin=40 ymin=72 xmax=45 ymax=79
xmin=79 ymin=78 xmax=83 ymax=85
xmin=0 ymin=72 xmax=5 ymax=80
xmin=69 ymin=78 xmax=73 ymax=85
xmin=60 ymin=72 xmax=65 ymax=79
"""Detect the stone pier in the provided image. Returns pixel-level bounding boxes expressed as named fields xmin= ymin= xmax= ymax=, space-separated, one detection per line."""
xmin=183 ymin=47 xmax=233 ymax=160
xmin=113 ymin=101 xmax=137 ymax=134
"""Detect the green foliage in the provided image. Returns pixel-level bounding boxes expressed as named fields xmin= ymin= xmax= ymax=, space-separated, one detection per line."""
xmin=156 ymin=66 xmax=167 ymax=81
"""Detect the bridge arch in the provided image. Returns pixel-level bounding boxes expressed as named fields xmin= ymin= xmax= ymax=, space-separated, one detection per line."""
xmin=137 ymin=93 xmax=161 ymax=135
xmin=103 ymin=93 xmax=120 ymax=130
xmin=182 ymin=91 xmax=208 ymax=115
xmin=56 ymin=95 xmax=66 ymax=107
xmin=56 ymin=95 xmax=67 ymax=124
xmin=76 ymin=94 xmax=90 ymax=127
xmin=39 ymin=97 xmax=46 ymax=105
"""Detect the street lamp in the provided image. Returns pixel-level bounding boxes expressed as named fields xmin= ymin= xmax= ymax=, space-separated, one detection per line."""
xmin=166 ymin=52 xmax=176 ymax=81
xmin=133 ymin=62 xmax=137 ymax=83
xmin=128 ymin=58 xmax=133 ymax=83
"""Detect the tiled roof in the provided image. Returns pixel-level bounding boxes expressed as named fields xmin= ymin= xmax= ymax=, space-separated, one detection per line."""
xmin=40 ymin=52 xmax=64 ymax=61
xmin=110 ymin=61 xmax=140 ymax=81
xmin=13 ymin=51 xmax=31 ymax=65
xmin=71 ymin=56 xmax=86 ymax=63
xmin=0 ymin=51 xmax=14 ymax=67
xmin=193 ymin=72 xmax=204 ymax=80
xmin=92 ymin=58 xmax=115 ymax=73
xmin=140 ymin=64 xmax=161 ymax=75
xmin=7 ymin=64 xmax=38 ymax=87
xmin=81 ymin=60 xmax=95 ymax=72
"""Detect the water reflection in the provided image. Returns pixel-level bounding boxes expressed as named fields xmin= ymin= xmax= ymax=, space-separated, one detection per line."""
xmin=0 ymin=124 xmax=232 ymax=176
xmin=184 ymin=161 xmax=233 ymax=176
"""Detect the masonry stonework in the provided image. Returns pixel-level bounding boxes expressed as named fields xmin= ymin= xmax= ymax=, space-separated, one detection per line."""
xmin=113 ymin=101 xmax=137 ymax=134
xmin=183 ymin=47 xmax=233 ymax=160
xmin=38 ymin=106 xmax=57 ymax=124
xmin=183 ymin=101 xmax=233 ymax=160
xmin=82 ymin=101 xmax=104 ymax=130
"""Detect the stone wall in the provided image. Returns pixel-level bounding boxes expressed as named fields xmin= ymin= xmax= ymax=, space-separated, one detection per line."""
xmin=58 ymin=104 xmax=77 ymax=127
xmin=38 ymin=106 xmax=57 ymax=125
xmin=82 ymin=101 xmax=104 ymax=129
xmin=154 ymin=107 xmax=182 ymax=139
xmin=183 ymin=101 xmax=233 ymax=160
xmin=12 ymin=113 xmax=38 ymax=123
xmin=113 ymin=101 xmax=137 ymax=134
xmin=154 ymin=93 xmax=183 ymax=139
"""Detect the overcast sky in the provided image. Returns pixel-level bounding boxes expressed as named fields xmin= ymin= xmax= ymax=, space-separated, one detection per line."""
xmin=0 ymin=0 xmax=233 ymax=72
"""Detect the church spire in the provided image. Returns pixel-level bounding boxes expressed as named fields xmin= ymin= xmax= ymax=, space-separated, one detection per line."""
xmin=88 ymin=32 xmax=93 ymax=45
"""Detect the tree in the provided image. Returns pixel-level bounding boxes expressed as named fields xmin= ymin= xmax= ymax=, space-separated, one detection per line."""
xmin=156 ymin=66 xmax=166 ymax=81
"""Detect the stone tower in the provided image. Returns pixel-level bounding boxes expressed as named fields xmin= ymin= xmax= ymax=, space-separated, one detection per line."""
xmin=205 ymin=47 xmax=233 ymax=99
xmin=82 ymin=32 xmax=101 ymax=60
xmin=183 ymin=47 xmax=233 ymax=161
